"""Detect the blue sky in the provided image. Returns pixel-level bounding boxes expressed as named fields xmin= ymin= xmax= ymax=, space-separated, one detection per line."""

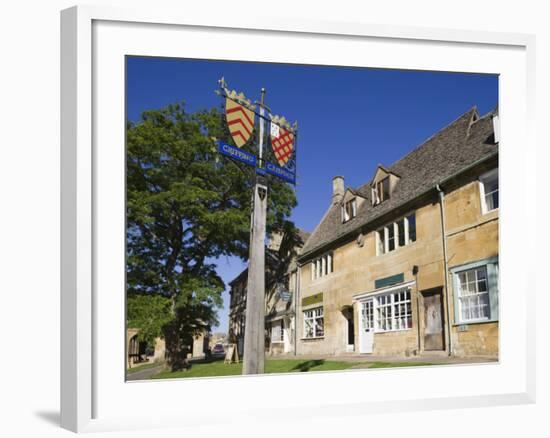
xmin=126 ymin=56 xmax=498 ymax=332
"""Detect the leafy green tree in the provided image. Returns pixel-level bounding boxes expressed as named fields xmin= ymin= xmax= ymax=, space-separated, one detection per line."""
xmin=126 ymin=102 xmax=297 ymax=369
xmin=127 ymin=294 xmax=172 ymax=345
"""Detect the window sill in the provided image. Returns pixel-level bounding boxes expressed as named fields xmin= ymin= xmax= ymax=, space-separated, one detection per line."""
xmin=453 ymin=318 xmax=498 ymax=326
xmin=377 ymin=241 xmax=417 ymax=257
xmin=270 ymin=340 xmax=284 ymax=344
xmin=374 ymin=327 xmax=413 ymax=334
xmin=482 ymin=207 xmax=499 ymax=215
xmin=372 ymin=198 xmax=390 ymax=207
xmin=301 ymin=337 xmax=325 ymax=341
xmin=311 ymin=273 xmax=333 ymax=281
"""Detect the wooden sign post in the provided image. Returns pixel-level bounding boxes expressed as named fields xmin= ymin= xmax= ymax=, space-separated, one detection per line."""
xmin=243 ymin=88 xmax=268 ymax=375
xmin=242 ymin=181 xmax=267 ymax=374
xmin=216 ymin=80 xmax=297 ymax=375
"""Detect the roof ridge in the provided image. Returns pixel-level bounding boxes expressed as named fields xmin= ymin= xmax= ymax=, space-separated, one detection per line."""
xmin=473 ymin=106 xmax=498 ymax=123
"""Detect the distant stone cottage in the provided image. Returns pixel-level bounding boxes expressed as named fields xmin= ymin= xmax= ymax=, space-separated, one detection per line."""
xmin=228 ymin=229 xmax=310 ymax=357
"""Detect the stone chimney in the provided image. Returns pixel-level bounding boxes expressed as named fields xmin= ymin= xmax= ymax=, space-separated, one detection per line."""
xmin=332 ymin=176 xmax=344 ymax=205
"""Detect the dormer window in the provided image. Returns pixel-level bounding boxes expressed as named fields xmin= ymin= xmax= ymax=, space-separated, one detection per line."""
xmin=371 ymin=166 xmax=399 ymax=206
xmin=341 ymin=198 xmax=357 ymax=223
xmin=371 ymin=176 xmax=390 ymax=205
xmin=377 ymin=177 xmax=390 ymax=202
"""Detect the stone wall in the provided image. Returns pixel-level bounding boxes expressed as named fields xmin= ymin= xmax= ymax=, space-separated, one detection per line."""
xmin=444 ymin=180 xmax=499 ymax=357
xmin=297 ymin=200 xmax=445 ymax=357
xmin=297 ymin=174 xmax=499 ymax=359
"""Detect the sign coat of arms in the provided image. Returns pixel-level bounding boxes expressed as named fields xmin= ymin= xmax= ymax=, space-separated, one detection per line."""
xmin=270 ymin=123 xmax=295 ymax=167
xmin=225 ymin=98 xmax=255 ymax=148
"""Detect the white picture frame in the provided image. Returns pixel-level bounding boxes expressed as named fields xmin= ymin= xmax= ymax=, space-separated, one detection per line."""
xmin=60 ymin=5 xmax=536 ymax=433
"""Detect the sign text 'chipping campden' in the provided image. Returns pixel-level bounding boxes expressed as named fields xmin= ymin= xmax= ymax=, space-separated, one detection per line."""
xmin=265 ymin=161 xmax=296 ymax=184
xmin=217 ymin=141 xmax=257 ymax=167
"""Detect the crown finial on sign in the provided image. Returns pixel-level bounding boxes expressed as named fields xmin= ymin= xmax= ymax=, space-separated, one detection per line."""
xmin=217 ymin=77 xmax=256 ymax=110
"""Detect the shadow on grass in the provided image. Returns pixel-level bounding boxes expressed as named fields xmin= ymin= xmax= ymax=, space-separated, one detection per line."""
xmin=190 ymin=355 xmax=226 ymax=365
xmin=171 ymin=355 xmax=227 ymax=371
xmin=291 ymin=359 xmax=325 ymax=372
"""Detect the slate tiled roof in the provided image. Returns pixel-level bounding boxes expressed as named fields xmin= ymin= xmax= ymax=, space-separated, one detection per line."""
xmin=286 ymin=229 xmax=312 ymax=274
xmin=300 ymin=107 xmax=498 ymax=259
xmin=296 ymin=229 xmax=311 ymax=251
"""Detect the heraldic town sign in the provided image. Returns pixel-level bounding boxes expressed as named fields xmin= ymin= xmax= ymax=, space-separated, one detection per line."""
xmin=216 ymin=77 xmax=298 ymax=185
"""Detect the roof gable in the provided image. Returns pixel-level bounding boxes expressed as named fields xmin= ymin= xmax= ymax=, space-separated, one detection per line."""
xmin=341 ymin=188 xmax=365 ymax=205
xmin=370 ymin=165 xmax=399 ymax=185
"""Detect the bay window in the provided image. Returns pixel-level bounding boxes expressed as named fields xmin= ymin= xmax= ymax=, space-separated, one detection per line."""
xmin=303 ymin=307 xmax=324 ymax=338
xmin=374 ymin=288 xmax=412 ymax=332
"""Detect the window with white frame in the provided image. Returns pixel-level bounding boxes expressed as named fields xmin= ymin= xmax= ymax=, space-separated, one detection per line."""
xmin=376 ymin=213 xmax=416 ymax=255
xmin=271 ymin=320 xmax=284 ymax=343
xmin=303 ymin=307 xmax=324 ymax=338
xmin=377 ymin=177 xmax=390 ymax=202
xmin=310 ymin=252 xmax=333 ymax=280
xmin=374 ymin=289 xmax=412 ymax=332
xmin=479 ymin=169 xmax=498 ymax=213
xmin=453 ymin=259 xmax=498 ymax=324
xmin=341 ymin=198 xmax=357 ymax=223
xmin=407 ymin=214 xmax=417 ymax=242
xmin=456 ymin=267 xmax=489 ymax=322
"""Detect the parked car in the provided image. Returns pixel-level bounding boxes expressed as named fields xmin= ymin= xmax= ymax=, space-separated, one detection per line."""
xmin=212 ymin=343 xmax=225 ymax=355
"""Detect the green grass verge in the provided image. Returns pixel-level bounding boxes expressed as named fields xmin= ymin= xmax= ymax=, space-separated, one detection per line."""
xmin=126 ymin=361 xmax=164 ymax=374
xmin=152 ymin=358 xmax=357 ymax=379
xmin=149 ymin=359 xmax=440 ymax=380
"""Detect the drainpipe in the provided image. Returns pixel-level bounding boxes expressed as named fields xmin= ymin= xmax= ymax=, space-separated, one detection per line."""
xmin=294 ymin=263 xmax=300 ymax=356
xmin=436 ymin=184 xmax=453 ymax=357
xmin=413 ymin=266 xmax=421 ymax=355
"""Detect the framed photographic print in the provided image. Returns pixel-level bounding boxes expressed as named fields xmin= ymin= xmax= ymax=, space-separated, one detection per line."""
xmin=61 ymin=4 xmax=536 ymax=433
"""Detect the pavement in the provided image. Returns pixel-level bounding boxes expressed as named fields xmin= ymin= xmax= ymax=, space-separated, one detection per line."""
xmin=126 ymin=364 xmax=165 ymax=381
xmin=267 ymin=352 xmax=498 ymax=367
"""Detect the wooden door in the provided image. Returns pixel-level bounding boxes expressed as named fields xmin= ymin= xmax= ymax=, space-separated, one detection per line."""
xmin=423 ymin=290 xmax=445 ymax=351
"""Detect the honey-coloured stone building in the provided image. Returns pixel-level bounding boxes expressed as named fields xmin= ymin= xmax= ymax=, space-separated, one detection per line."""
xmin=296 ymin=107 xmax=499 ymax=359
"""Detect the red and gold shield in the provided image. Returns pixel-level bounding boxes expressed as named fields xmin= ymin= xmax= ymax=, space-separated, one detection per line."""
xmin=271 ymin=126 xmax=295 ymax=167
xmin=225 ymin=98 xmax=255 ymax=148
